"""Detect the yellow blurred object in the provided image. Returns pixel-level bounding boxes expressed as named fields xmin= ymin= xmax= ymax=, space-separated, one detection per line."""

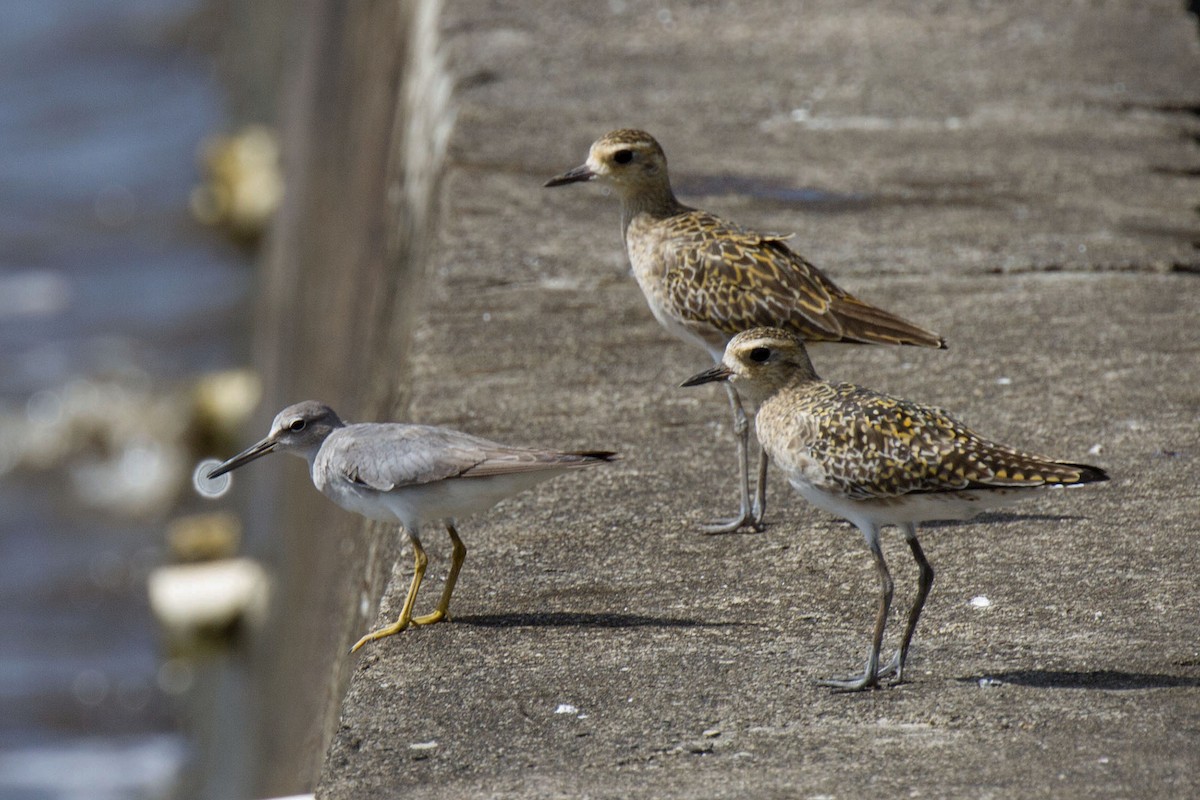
xmin=166 ymin=512 xmax=242 ymax=562
xmin=190 ymin=124 xmax=284 ymax=241
xmin=148 ymin=557 xmax=270 ymax=650
xmin=191 ymin=368 xmax=262 ymax=454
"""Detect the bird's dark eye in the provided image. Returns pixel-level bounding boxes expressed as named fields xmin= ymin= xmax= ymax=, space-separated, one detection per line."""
xmin=290 ymin=419 xmax=306 ymax=432
xmin=613 ymin=149 xmax=633 ymax=164
xmin=749 ymin=347 xmax=771 ymax=363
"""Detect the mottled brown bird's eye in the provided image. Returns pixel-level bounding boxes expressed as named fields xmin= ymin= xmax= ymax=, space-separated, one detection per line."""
xmin=613 ymin=149 xmax=633 ymax=164
xmin=749 ymin=347 xmax=771 ymax=363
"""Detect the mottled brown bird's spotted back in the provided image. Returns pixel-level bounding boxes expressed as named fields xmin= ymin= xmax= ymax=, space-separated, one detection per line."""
xmin=568 ymin=129 xmax=946 ymax=350
xmin=627 ymin=204 xmax=944 ymax=347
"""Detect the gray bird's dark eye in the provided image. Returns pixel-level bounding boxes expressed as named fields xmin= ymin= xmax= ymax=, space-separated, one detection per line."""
xmin=749 ymin=347 xmax=771 ymax=363
xmin=290 ymin=419 xmax=306 ymax=432
xmin=613 ymin=149 xmax=633 ymax=164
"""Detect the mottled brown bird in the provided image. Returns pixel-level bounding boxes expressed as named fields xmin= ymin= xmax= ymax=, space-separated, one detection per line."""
xmin=684 ymin=328 xmax=1107 ymax=691
xmin=548 ymin=129 xmax=944 ymax=533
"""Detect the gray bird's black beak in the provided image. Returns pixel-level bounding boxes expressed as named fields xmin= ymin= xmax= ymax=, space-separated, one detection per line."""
xmin=544 ymin=164 xmax=595 ymax=187
xmin=207 ymin=437 xmax=276 ymax=479
xmin=681 ymin=364 xmax=733 ymax=387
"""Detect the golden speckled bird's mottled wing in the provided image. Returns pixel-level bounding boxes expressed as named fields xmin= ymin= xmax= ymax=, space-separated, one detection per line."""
xmin=655 ymin=211 xmax=848 ymax=341
xmin=799 ymin=385 xmax=1099 ymax=500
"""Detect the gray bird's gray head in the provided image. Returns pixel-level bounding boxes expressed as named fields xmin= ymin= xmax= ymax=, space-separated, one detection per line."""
xmin=545 ymin=129 xmax=670 ymax=196
xmin=682 ymin=328 xmax=820 ymax=403
xmin=207 ymin=400 xmax=345 ymax=478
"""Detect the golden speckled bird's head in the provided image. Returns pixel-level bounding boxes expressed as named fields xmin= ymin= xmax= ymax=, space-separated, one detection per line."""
xmin=683 ymin=327 xmax=820 ymax=403
xmin=546 ymin=129 xmax=672 ymax=201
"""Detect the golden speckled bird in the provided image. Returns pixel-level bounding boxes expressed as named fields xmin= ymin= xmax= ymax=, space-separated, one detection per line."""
xmin=547 ymin=129 xmax=945 ymax=534
xmin=683 ymin=328 xmax=1107 ymax=691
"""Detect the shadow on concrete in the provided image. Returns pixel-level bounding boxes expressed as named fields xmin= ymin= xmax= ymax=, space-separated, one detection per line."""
xmin=959 ymin=669 xmax=1200 ymax=691
xmin=454 ymin=612 xmax=735 ymax=629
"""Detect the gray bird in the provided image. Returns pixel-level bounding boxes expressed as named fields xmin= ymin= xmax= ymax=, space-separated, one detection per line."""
xmin=208 ymin=401 xmax=615 ymax=652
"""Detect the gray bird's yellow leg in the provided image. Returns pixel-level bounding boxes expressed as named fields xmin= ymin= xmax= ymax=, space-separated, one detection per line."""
xmin=701 ymin=383 xmax=767 ymax=534
xmin=819 ymin=527 xmax=892 ymax=691
xmin=350 ymin=533 xmax=429 ymax=652
xmin=878 ymin=523 xmax=935 ymax=684
xmin=413 ymin=522 xmax=466 ymax=625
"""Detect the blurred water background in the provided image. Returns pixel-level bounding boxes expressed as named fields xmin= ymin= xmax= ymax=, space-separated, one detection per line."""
xmin=0 ymin=1 xmax=253 ymax=797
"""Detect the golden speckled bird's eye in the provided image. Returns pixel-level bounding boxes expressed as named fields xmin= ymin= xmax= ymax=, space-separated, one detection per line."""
xmin=613 ymin=149 xmax=633 ymax=164
xmin=749 ymin=347 xmax=771 ymax=363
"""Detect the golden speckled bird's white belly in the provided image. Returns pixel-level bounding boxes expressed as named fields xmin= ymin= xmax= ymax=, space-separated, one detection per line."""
xmin=787 ymin=477 xmax=1031 ymax=530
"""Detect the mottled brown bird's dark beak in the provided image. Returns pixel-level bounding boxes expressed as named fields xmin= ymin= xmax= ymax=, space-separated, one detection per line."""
xmin=544 ymin=164 xmax=594 ymax=187
xmin=681 ymin=364 xmax=733 ymax=387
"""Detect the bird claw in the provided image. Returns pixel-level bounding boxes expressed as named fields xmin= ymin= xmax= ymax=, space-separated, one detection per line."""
xmin=819 ymin=653 xmax=908 ymax=691
xmin=699 ymin=510 xmax=767 ymax=535
xmin=873 ymin=651 xmax=909 ymax=685
xmin=349 ymin=619 xmax=411 ymax=653
xmin=816 ymin=671 xmax=881 ymax=692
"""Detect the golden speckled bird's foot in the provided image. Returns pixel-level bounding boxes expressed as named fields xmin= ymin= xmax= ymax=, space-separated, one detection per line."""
xmin=874 ymin=652 xmax=908 ymax=685
xmin=411 ymin=609 xmax=449 ymax=626
xmin=699 ymin=509 xmax=767 ymax=535
xmin=817 ymin=668 xmax=883 ymax=693
xmin=349 ymin=618 xmax=412 ymax=653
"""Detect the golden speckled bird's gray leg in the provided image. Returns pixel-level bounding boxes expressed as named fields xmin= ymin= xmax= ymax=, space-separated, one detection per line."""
xmin=819 ymin=526 xmax=892 ymax=691
xmin=879 ymin=523 xmax=934 ymax=684
xmin=700 ymin=383 xmax=767 ymax=534
xmin=752 ymin=449 xmax=769 ymax=524
xmin=412 ymin=521 xmax=466 ymax=626
xmin=350 ymin=532 xmax=429 ymax=652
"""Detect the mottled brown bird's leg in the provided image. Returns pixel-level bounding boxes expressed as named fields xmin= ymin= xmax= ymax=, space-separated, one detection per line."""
xmin=878 ymin=523 xmax=934 ymax=684
xmin=413 ymin=521 xmax=466 ymax=626
xmin=700 ymin=384 xmax=767 ymax=534
xmin=351 ymin=531 xmax=428 ymax=652
xmin=819 ymin=526 xmax=891 ymax=691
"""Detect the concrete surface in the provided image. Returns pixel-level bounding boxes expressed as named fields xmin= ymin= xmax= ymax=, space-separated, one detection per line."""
xmin=314 ymin=1 xmax=1199 ymax=797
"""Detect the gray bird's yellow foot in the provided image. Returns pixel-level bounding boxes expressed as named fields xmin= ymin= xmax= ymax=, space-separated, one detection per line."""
xmin=350 ymin=619 xmax=411 ymax=653
xmin=411 ymin=609 xmax=449 ymax=626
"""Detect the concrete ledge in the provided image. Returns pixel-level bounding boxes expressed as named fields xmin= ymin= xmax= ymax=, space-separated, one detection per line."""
xmin=314 ymin=2 xmax=1198 ymax=796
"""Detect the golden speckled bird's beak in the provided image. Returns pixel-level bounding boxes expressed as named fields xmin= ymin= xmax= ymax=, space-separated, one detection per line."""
xmin=544 ymin=164 xmax=595 ymax=187
xmin=681 ymin=364 xmax=733 ymax=387
xmin=207 ymin=437 xmax=276 ymax=479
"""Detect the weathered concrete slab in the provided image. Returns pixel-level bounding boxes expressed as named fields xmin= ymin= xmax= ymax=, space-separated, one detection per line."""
xmin=316 ymin=1 xmax=1199 ymax=797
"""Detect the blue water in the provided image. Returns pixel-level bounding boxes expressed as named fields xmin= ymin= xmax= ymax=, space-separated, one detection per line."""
xmin=0 ymin=1 xmax=251 ymax=796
